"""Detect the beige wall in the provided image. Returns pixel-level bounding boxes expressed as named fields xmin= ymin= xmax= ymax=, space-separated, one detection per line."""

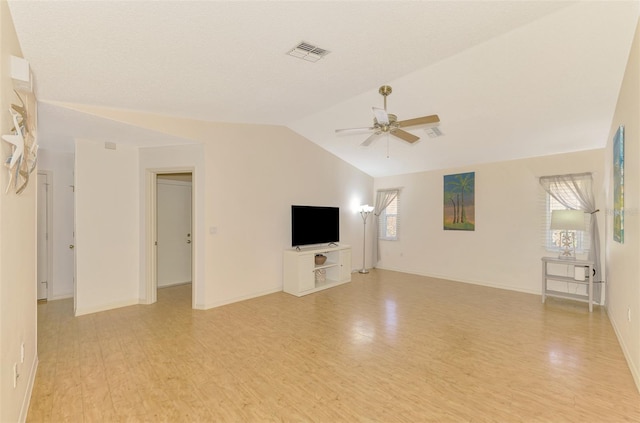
xmin=75 ymin=139 xmax=140 ymax=315
xmin=199 ymin=123 xmax=372 ymax=307
xmin=605 ymin=17 xmax=640 ymax=391
xmin=157 ymin=173 xmax=192 ymax=182
xmin=0 ymin=1 xmax=38 ymax=421
xmin=67 ymin=113 xmax=373 ymax=313
xmin=138 ymin=143 xmax=205 ymax=307
xmin=374 ymin=149 xmax=605 ymax=297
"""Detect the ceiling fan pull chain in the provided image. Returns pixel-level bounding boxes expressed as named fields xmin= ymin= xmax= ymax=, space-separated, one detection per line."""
xmin=387 ymin=134 xmax=390 ymax=159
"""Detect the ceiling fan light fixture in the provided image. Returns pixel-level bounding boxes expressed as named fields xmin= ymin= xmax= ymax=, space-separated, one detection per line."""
xmin=287 ymin=42 xmax=330 ymax=62
xmin=336 ymin=85 xmax=441 ymax=147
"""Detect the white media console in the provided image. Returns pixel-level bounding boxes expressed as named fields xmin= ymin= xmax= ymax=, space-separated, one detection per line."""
xmin=283 ymin=244 xmax=351 ymax=296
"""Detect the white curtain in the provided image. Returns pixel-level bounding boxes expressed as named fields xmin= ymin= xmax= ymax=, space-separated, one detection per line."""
xmin=539 ymin=172 xmax=602 ymax=302
xmin=373 ymin=189 xmax=399 ymax=263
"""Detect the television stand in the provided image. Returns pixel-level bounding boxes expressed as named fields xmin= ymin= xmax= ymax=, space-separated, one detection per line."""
xmin=283 ymin=244 xmax=351 ymax=296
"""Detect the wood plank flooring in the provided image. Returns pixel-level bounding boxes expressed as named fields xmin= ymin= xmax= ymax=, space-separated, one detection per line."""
xmin=27 ymin=269 xmax=640 ymax=422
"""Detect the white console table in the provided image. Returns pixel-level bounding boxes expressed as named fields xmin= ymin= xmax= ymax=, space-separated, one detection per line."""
xmin=541 ymin=256 xmax=594 ymax=312
xmin=283 ymin=244 xmax=351 ymax=297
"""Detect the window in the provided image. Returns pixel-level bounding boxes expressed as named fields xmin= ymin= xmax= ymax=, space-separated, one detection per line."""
xmin=541 ymin=175 xmax=591 ymax=253
xmin=378 ymin=192 xmax=399 ymax=241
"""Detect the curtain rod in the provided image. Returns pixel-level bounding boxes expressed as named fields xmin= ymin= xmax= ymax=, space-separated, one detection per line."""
xmin=376 ymin=187 xmax=403 ymax=192
xmin=539 ymin=172 xmax=593 ymax=180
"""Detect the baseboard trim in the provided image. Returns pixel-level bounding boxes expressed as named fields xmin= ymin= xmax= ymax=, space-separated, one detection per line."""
xmin=373 ymin=266 xmax=541 ymax=296
xmin=75 ymin=298 xmax=139 ymax=316
xmin=607 ymin=306 xmax=640 ymax=393
xmin=19 ymin=354 xmax=38 ymax=423
xmin=195 ymin=287 xmax=282 ymax=310
xmin=49 ymin=293 xmax=73 ymax=301
xmin=158 ymin=280 xmax=191 ymax=289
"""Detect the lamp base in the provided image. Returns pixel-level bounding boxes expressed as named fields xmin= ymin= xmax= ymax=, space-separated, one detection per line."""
xmin=557 ymin=255 xmax=576 ymax=261
xmin=558 ymin=246 xmax=576 ymax=260
xmin=358 ymin=269 xmax=369 ymax=274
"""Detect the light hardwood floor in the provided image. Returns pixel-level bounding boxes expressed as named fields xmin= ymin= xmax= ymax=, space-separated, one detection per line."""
xmin=27 ymin=270 xmax=639 ymax=422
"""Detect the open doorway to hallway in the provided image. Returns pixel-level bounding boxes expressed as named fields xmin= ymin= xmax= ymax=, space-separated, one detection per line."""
xmin=36 ymin=160 xmax=75 ymax=305
xmin=37 ymin=172 xmax=52 ymax=301
xmin=155 ymin=172 xmax=193 ymax=303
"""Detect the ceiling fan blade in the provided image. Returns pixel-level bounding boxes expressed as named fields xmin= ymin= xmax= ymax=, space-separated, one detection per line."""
xmin=391 ymin=129 xmax=420 ymax=143
xmin=361 ymin=132 xmax=381 ymax=146
xmin=397 ymin=114 xmax=440 ymax=128
xmin=372 ymin=107 xmax=389 ymax=125
xmin=335 ymin=126 xmax=375 ymax=134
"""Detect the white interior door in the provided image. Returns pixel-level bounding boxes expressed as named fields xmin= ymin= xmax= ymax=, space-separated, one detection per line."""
xmin=157 ymin=178 xmax=192 ymax=288
xmin=37 ymin=173 xmax=49 ymax=300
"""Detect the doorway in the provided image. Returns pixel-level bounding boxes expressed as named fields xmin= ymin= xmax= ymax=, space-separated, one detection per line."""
xmin=152 ymin=172 xmax=193 ymax=304
xmin=157 ymin=173 xmax=192 ymax=288
xmin=37 ymin=172 xmax=52 ymax=301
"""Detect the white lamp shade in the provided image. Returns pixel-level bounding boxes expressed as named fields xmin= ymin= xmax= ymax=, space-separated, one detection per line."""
xmin=550 ymin=209 xmax=585 ymax=231
xmin=359 ymin=204 xmax=374 ymax=212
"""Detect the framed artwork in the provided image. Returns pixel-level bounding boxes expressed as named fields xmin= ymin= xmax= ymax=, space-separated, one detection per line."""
xmin=613 ymin=125 xmax=624 ymax=243
xmin=444 ymin=172 xmax=475 ymax=231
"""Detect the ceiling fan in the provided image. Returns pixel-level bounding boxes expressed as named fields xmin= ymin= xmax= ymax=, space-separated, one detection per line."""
xmin=335 ymin=85 xmax=440 ymax=146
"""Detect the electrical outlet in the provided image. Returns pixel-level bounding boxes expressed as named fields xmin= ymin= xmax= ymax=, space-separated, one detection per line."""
xmin=20 ymin=343 xmax=24 ymax=363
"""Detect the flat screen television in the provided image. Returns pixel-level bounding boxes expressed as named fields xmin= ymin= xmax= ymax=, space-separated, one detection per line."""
xmin=291 ymin=205 xmax=339 ymax=247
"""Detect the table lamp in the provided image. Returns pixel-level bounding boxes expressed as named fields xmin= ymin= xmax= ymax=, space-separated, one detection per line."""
xmin=550 ymin=209 xmax=585 ymax=259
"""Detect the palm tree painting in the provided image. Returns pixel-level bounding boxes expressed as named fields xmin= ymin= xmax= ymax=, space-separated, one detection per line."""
xmin=443 ymin=172 xmax=475 ymax=231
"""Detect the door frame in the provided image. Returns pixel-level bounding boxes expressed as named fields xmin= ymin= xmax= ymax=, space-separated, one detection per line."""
xmin=144 ymin=168 xmax=195 ymax=306
xmin=37 ymin=171 xmax=54 ymax=301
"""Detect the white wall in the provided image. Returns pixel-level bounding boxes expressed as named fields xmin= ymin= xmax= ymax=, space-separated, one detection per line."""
xmin=71 ymin=115 xmax=373 ymax=313
xmin=75 ymin=139 xmax=140 ymax=315
xmin=37 ymin=149 xmax=74 ymax=299
xmin=0 ymin=2 xmax=37 ymax=421
xmin=605 ymin=17 xmax=640 ymax=391
xmin=374 ymin=149 xmax=605 ymax=296
xmin=199 ymin=124 xmax=372 ymax=308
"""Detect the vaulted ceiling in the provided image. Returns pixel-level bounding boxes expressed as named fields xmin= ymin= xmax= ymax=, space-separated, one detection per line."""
xmin=8 ymin=1 xmax=639 ymax=177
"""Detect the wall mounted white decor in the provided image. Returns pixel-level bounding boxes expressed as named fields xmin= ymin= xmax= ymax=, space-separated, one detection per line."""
xmin=10 ymin=55 xmax=32 ymax=93
xmin=2 ymin=90 xmax=38 ymax=194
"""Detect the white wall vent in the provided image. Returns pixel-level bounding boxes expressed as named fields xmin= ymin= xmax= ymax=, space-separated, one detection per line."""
xmin=287 ymin=42 xmax=330 ymax=62
xmin=425 ymin=127 xmax=443 ymax=138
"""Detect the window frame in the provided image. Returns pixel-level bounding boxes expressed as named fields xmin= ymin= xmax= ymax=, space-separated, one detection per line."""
xmin=542 ymin=176 xmax=591 ymax=254
xmin=378 ymin=192 xmax=399 ymax=241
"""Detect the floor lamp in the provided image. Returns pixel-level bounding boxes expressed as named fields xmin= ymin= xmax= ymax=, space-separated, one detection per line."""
xmin=359 ymin=205 xmax=374 ymax=274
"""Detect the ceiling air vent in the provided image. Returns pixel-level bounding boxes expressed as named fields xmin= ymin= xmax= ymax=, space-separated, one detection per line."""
xmin=425 ymin=127 xmax=443 ymax=138
xmin=287 ymin=42 xmax=330 ymax=62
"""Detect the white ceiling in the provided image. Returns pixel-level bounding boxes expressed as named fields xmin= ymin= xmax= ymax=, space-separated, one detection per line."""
xmin=8 ymin=1 xmax=639 ymax=177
